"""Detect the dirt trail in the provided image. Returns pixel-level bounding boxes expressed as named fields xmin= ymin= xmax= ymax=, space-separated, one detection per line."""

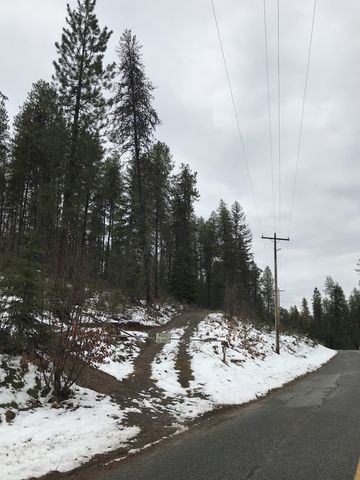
xmin=44 ymin=310 xmax=209 ymax=480
xmin=176 ymin=321 xmax=196 ymax=388
xmin=76 ymin=310 xmax=206 ymax=398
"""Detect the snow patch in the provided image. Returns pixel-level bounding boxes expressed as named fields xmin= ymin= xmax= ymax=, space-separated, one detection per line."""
xmin=96 ymin=330 xmax=148 ymax=381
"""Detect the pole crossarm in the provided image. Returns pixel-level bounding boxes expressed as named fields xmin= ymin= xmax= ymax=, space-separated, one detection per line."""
xmin=261 ymin=232 xmax=290 ymax=354
xmin=261 ymin=235 xmax=289 ymax=241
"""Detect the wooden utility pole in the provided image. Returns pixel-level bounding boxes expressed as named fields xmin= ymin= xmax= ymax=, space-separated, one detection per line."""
xmin=262 ymin=233 xmax=290 ymax=354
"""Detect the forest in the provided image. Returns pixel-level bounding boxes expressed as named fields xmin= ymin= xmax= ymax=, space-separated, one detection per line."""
xmin=0 ymin=0 xmax=359 ymax=383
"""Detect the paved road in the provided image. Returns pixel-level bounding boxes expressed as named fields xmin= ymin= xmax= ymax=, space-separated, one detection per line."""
xmin=103 ymin=350 xmax=360 ymax=480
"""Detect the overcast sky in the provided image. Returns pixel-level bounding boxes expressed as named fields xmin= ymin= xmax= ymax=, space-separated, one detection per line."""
xmin=1 ymin=0 xmax=359 ymax=307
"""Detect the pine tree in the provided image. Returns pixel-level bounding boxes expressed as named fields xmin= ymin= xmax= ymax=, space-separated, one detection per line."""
xmin=288 ymin=305 xmax=300 ymax=328
xmin=216 ymin=200 xmax=234 ymax=315
xmin=53 ymin=0 xmax=113 ymax=130
xmin=198 ymin=212 xmax=217 ymax=308
xmin=323 ymin=277 xmax=352 ymax=349
xmin=53 ymin=0 xmax=113 ymax=277
xmin=170 ymin=164 xmax=199 ymax=303
xmin=89 ymin=153 xmax=124 ymax=281
xmin=311 ymin=287 xmax=323 ymax=341
xmin=0 ymin=239 xmax=43 ymax=353
xmin=261 ymin=266 xmax=274 ymax=324
xmin=248 ymin=261 xmax=264 ymax=319
xmin=348 ymin=288 xmax=360 ymax=348
xmin=0 ymin=92 xmax=9 ymax=241
xmin=111 ymin=29 xmax=160 ymax=304
xmin=280 ymin=306 xmax=290 ymax=328
xmin=300 ymin=297 xmax=311 ymax=332
xmin=6 ymin=81 xmax=66 ymax=255
xmin=230 ymin=201 xmax=252 ymax=306
xmin=147 ymin=142 xmax=173 ymax=298
xmin=76 ymin=130 xmax=103 ymax=254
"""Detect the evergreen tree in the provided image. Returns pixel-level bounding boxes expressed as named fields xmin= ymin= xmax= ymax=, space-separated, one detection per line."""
xmin=6 ymin=81 xmax=66 ymax=256
xmin=210 ymin=199 xmax=255 ymax=316
xmin=300 ymin=297 xmax=311 ymax=332
xmin=101 ymin=155 xmax=124 ymax=280
xmin=0 ymin=240 xmax=43 ymax=352
xmin=111 ymin=29 xmax=160 ymax=304
xmin=288 ymin=305 xmax=300 ymax=329
xmin=0 ymin=92 xmax=9 ymax=241
xmin=216 ymin=200 xmax=234 ymax=315
xmin=323 ymin=276 xmax=352 ymax=349
xmin=76 ymin=130 xmax=103 ymax=254
xmin=311 ymin=287 xmax=323 ymax=340
xmin=198 ymin=212 xmax=217 ymax=308
xmin=170 ymin=164 xmax=199 ymax=303
xmin=248 ymin=261 xmax=265 ymax=319
xmin=147 ymin=142 xmax=173 ymax=298
xmin=230 ymin=201 xmax=252 ymax=305
xmin=53 ymin=0 xmax=113 ymax=277
xmin=261 ymin=266 xmax=274 ymax=324
xmin=348 ymin=288 xmax=360 ymax=348
xmin=87 ymin=153 xmax=125 ymax=283
xmin=280 ymin=306 xmax=290 ymax=328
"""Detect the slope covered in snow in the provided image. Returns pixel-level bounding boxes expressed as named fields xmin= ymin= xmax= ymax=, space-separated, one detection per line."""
xmin=0 ymin=356 xmax=140 ymax=480
xmin=150 ymin=313 xmax=336 ymax=418
xmin=188 ymin=313 xmax=336 ymax=405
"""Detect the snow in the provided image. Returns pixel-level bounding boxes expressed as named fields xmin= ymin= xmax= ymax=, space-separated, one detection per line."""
xmin=120 ymin=304 xmax=177 ymax=327
xmin=151 ymin=328 xmax=214 ymax=419
xmin=98 ymin=359 xmax=134 ymax=381
xmin=0 ymin=356 xmax=140 ymax=480
xmin=0 ymin=291 xmax=177 ymax=333
xmin=0 ymin=357 xmax=41 ymax=412
xmin=188 ymin=313 xmax=337 ymax=405
xmin=96 ymin=331 xmax=148 ymax=381
xmin=83 ymin=296 xmax=177 ymax=327
xmin=152 ymin=328 xmax=185 ymax=396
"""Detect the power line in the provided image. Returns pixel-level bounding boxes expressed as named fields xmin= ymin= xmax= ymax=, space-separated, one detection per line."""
xmin=277 ymin=0 xmax=281 ymax=235
xmin=263 ymin=0 xmax=276 ymax=234
xmin=288 ymin=0 xmax=317 ymax=236
xmin=210 ymin=0 xmax=263 ymax=235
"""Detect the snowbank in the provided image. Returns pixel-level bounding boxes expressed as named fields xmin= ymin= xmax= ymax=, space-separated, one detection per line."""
xmin=189 ymin=313 xmax=336 ymax=405
xmin=0 ymin=356 xmax=140 ymax=480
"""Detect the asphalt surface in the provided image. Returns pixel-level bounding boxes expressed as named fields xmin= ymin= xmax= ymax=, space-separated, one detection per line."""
xmin=102 ymin=350 xmax=360 ymax=480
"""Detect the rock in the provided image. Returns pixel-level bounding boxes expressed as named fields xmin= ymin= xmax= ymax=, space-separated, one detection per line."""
xmin=5 ymin=410 xmax=16 ymax=423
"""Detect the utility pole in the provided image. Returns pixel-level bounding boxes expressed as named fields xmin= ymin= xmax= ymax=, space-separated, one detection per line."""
xmin=262 ymin=233 xmax=290 ymax=354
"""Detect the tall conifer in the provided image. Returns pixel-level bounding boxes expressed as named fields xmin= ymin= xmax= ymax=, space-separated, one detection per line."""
xmin=0 ymin=92 xmax=9 ymax=240
xmin=53 ymin=0 xmax=113 ymax=276
xmin=261 ymin=266 xmax=274 ymax=324
xmin=170 ymin=164 xmax=199 ymax=303
xmin=111 ymin=29 xmax=160 ymax=304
